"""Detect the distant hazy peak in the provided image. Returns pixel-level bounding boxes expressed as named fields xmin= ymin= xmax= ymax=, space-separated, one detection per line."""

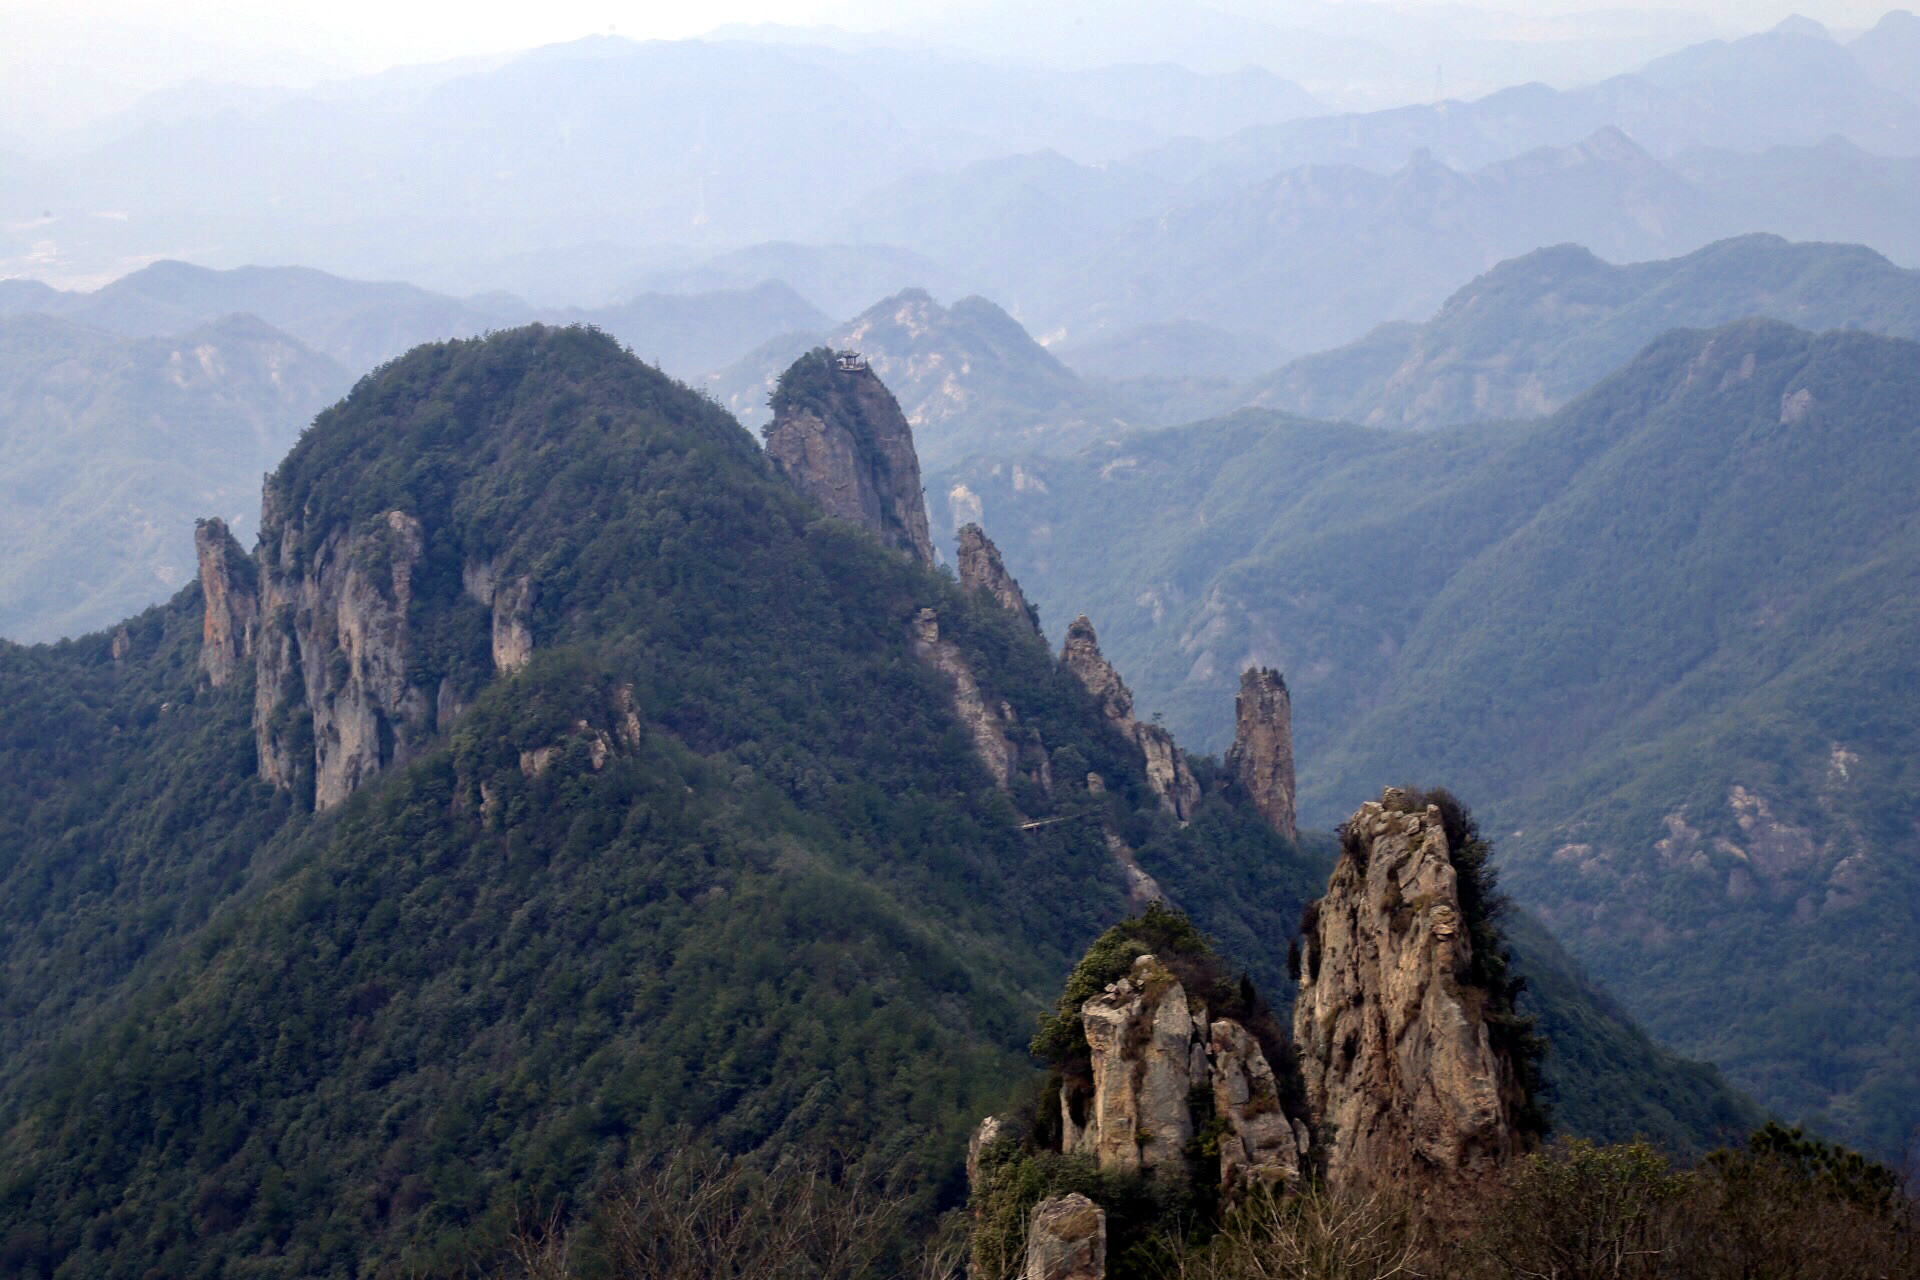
xmin=1771 ymin=14 xmax=1833 ymax=40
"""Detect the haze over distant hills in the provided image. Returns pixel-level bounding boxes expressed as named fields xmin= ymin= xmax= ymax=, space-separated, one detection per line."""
xmin=0 ymin=312 xmax=344 ymax=642
xmin=0 ymin=261 xmax=828 ymax=378
xmin=709 ymin=288 xmax=1125 ymax=468
xmin=7 ymin=16 xmax=1920 ymax=310
xmin=1249 ymin=234 xmax=1920 ymax=429
xmin=0 ymin=261 xmax=830 ymax=640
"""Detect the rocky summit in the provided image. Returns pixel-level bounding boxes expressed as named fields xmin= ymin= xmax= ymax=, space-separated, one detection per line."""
xmin=957 ymin=522 xmax=1041 ymax=633
xmin=1294 ymin=789 xmax=1535 ymax=1199
xmin=1226 ymin=666 xmax=1296 ymax=841
xmin=1061 ymin=615 xmax=1200 ymax=821
xmin=1067 ymin=952 xmax=1306 ymax=1192
xmin=763 ymin=346 xmax=936 ymax=566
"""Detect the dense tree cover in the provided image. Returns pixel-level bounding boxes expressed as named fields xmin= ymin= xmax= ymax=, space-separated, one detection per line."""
xmin=0 ymin=327 xmax=1305 ymax=1278
xmin=933 ymin=319 xmax=1920 ymax=1154
xmin=0 ymin=326 xmax=1757 ymax=1277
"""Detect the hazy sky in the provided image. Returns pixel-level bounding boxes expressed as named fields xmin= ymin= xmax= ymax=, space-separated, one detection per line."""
xmin=0 ymin=0 xmax=1904 ymax=135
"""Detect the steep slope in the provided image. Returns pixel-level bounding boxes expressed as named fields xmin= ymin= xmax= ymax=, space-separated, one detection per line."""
xmin=0 ymin=326 xmax=1317 ymax=1277
xmin=763 ymin=348 xmax=936 ymax=566
xmin=0 ymin=312 xmax=348 ymax=641
xmin=1250 ymin=235 xmax=1920 ymax=429
xmin=932 ymin=320 xmax=1920 ymax=1154
xmin=708 ymin=290 xmax=1125 ymax=468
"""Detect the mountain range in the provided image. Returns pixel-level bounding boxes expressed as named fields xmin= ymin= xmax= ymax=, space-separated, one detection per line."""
xmin=9 ymin=19 xmax=1920 ymax=310
xmin=0 ymin=326 xmax=1752 ymax=1276
xmin=0 ymin=261 xmax=827 ymax=379
xmin=0 ymin=311 xmax=344 ymax=642
xmin=1248 ymin=234 xmax=1920 ymax=429
xmin=934 ymin=318 xmax=1920 ymax=1155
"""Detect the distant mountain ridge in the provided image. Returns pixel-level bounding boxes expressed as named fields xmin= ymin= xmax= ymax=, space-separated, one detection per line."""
xmin=708 ymin=288 xmax=1125 ymax=468
xmin=2 ymin=261 xmax=828 ymax=379
xmin=1248 ymin=234 xmax=1920 ymax=429
xmin=0 ymin=311 xmax=345 ymax=641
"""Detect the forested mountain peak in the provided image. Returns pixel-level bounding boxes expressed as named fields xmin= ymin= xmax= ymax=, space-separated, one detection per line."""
xmin=0 ymin=326 xmax=1758 ymax=1275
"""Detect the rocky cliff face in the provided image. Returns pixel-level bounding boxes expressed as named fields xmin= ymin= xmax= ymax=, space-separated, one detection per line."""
xmin=463 ymin=557 xmax=534 ymax=675
xmin=956 ymin=523 xmax=1040 ymax=632
xmin=252 ymin=489 xmax=436 ymax=811
xmin=911 ymin=606 xmax=1050 ymax=794
xmin=1292 ymin=790 xmax=1528 ymax=1197
xmin=764 ymin=349 xmax=935 ymax=566
xmin=1061 ymin=616 xmax=1199 ymax=820
xmin=1063 ymin=953 xmax=1304 ymax=1192
xmin=194 ymin=517 xmax=257 ymax=687
xmin=1226 ymin=667 xmax=1296 ymax=841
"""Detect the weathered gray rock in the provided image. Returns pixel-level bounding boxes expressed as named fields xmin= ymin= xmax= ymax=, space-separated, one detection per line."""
xmin=1292 ymin=789 xmax=1527 ymax=1198
xmin=194 ymin=517 xmax=257 ymax=687
xmin=465 ymin=558 xmax=535 ymax=674
xmin=1023 ymin=1194 xmax=1105 ymax=1280
xmin=765 ymin=350 xmax=935 ymax=566
xmin=1078 ymin=954 xmax=1200 ymax=1172
xmin=491 ymin=575 xmax=534 ymax=673
xmin=1226 ymin=667 xmax=1296 ymax=841
xmin=911 ymin=607 xmax=1024 ymax=790
xmin=252 ymin=492 xmax=433 ymax=811
xmin=966 ymin=1115 xmax=1006 ymax=1195
xmin=956 ymin=523 xmax=1040 ymax=632
xmin=1210 ymin=1019 xmax=1301 ymax=1195
xmin=1061 ymin=616 xmax=1199 ymax=820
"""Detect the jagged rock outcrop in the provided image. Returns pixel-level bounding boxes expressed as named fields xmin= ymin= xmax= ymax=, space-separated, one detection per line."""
xmin=1210 ymin=1019 xmax=1301 ymax=1196
xmin=253 ymin=494 xmax=434 ymax=811
xmin=465 ymin=558 xmax=535 ymax=673
xmin=194 ymin=517 xmax=257 ymax=687
xmin=1292 ymin=790 xmax=1527 ymax=1198
xmin=1023 ymin=1194 xmax=1105 ymax=1280
xmin=911 ymin=607 xmax=1050 ymax=794
xmin=1074 ymin=953 xmax=1199 ymax=1172
xmin=1064 ymin=953 xmax=1303 ymax=1192
xmin=1226 ymin=667 xmax=1296 ymax=841
xmin=764 ymin=349 xmax=935 ymax=566
xmin=957 ymin=523 xmax=1040 ymax=632
xmin=1061 ymin=616 xmax=1199 ymax=820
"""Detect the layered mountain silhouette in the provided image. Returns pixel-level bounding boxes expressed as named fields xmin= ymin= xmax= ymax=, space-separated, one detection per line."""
xmin=1248 ymin=234 xmax=1920 ymax=429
